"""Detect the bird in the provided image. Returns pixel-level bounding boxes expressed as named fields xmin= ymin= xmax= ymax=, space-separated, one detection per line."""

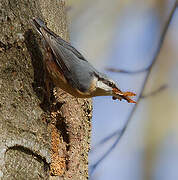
xmin=32 ymin=17 xmax=136 ymax=103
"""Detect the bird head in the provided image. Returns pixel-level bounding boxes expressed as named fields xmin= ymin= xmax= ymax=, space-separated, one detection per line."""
xmin=94 ymin=73 xmax=136 ymax=103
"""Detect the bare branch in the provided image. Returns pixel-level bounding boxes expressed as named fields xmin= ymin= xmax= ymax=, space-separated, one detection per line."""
xmin=106 ymin=66 xmax=150 ymax=74
xmin=90 ymin=2 xmax=177 ymax=176
xmin=141 ymin=84 xmax=167 ymax=99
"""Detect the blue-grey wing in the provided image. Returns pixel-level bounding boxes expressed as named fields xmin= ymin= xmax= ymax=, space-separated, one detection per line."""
xmin=32 ymin=18 xmax=96 ymax=92
xmin=33 ymin=18 xmax=86 ymax=61
xmin=43 ymin=30 xmax=95 ymax=92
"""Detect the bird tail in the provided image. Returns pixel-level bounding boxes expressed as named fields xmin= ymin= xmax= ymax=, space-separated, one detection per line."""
xmin=31 ymin=17 xmax=47 ymax=35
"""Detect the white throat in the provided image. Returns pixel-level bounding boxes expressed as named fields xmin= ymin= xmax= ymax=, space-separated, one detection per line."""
xmin=96 ymin=81 xmax=112 ymax=93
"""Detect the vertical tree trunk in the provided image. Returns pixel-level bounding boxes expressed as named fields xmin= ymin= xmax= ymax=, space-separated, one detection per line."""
xmin=0 ymin=0 xmax=92 ymax=179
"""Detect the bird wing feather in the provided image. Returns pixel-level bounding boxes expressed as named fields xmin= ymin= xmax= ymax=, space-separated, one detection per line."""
xmin=38 ymin=24 xmax=92 ymax=93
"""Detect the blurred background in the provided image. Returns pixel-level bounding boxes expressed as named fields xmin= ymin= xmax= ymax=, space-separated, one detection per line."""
xmin=66 ymin=0 xmax=178 ymax=179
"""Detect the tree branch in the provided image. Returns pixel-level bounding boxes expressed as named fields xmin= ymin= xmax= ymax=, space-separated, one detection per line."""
xmin=90 ymin=2 xmax=177 ymax=176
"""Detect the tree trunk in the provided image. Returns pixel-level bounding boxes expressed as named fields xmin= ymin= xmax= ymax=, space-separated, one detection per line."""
xmin=0 ymin=0 xmax=92 ymax=179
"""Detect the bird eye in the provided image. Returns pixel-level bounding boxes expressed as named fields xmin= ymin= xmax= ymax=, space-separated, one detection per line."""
xmin=108 ymin=82 xmax=114 ymax=87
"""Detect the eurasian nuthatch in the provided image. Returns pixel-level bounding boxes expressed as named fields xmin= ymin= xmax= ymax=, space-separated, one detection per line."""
xmin=32 ymin=18 xmax=136 ymax=103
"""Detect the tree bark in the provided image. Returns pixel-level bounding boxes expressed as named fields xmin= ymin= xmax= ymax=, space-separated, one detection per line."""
xmin=0 ymin=0 xmax=92 ymax=179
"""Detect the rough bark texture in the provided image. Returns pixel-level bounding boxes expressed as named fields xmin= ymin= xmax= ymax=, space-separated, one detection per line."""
xmin=0 ymin=0 xmax=92 ymax=180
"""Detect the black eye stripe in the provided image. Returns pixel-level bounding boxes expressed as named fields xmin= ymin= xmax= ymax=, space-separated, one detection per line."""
xmin=93 ymin=72 xmax=115 ymax=87
xmin=103 ymin=80 xmax=114 ymax=87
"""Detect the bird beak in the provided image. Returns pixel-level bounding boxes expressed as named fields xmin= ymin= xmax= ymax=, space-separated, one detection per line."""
xmin=112 ymin=87 xmax=136 ymax=103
